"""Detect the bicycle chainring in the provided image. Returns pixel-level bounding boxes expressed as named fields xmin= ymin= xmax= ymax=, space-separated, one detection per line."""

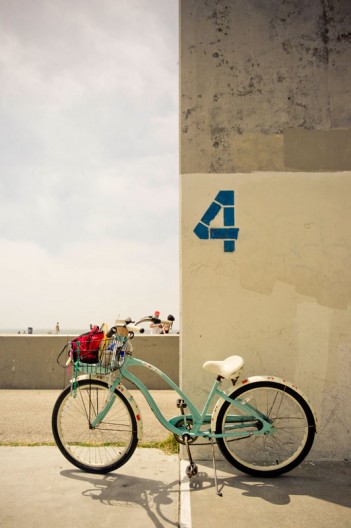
xmin=173 ymin=419 xmax=198 ymax=444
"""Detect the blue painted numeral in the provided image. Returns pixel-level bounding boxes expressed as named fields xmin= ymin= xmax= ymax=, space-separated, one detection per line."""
xmin=193 ymin=191 xmax=239 ymax=252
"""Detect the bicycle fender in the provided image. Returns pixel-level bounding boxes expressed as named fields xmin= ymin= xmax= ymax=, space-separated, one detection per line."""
xmin=211 ymin=375 xmax=317 ymax=433
xmin=116 ymin=383 xmax=144 ymax=441
xmin=71 ymin=375 xmax=143 ymax=440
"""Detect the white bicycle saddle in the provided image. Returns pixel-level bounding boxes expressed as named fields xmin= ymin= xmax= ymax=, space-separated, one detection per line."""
xmin=203 ymin=355 xmax=244 ymax=380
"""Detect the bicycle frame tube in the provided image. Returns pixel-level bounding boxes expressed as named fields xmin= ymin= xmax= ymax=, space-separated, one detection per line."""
xmin=118 ymin=356 xmax=273 ymax=438
xmin=91 ymin=354 xmax=273 ymax=438
xmin=116 ymin=356 xmax=205 ymax=435
xmin=212 ymin=387 xmax=273 ymax=437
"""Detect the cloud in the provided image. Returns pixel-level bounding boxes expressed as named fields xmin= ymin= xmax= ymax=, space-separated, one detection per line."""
xmin=0 ymin=0 xmax=179 ymax=329
xmin=0 ymin=236 xmax=179 ymax=329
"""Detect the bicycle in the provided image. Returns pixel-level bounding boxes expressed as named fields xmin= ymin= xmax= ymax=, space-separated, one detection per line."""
xmin=52 ymin=315 xmax=317 ymax=495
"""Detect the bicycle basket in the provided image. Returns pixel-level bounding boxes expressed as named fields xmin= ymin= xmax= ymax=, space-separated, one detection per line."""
xmin=68 ymin=325 xmax=131 ymax=375
xmin=99 ymin=329 xmax=131 ymax=368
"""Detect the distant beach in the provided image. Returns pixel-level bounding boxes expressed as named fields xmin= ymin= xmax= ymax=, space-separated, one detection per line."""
xmin=0 ymin=328 xmax=86 ymax=335
xmin=0 ymin=327 xmax=171 ymax=335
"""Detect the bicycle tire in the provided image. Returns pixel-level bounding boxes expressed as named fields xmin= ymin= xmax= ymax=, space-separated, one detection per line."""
xmin=52 ymin=379 xmax=138 ymax=473
xmin=215 ymin=380 xmax=316 ymax=477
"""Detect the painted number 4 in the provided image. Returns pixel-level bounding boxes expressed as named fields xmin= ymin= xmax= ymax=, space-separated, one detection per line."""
xmin=193 ymin=191 xmax=239 ymax=252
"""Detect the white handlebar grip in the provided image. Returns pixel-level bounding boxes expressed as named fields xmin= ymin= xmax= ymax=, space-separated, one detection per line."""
xmin=126 ymin=324 xmax=144 ymax=334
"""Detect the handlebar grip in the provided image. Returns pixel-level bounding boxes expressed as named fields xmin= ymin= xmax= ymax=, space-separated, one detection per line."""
xmin=106 ymin=326 xmax=117 ymax=338
xmin=126 ymin=324 xmax=144 ymax=334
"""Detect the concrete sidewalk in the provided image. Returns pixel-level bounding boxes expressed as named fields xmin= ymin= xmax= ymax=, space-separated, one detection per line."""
xmin=1 ymin=447 xmax=350 ymax=528
xmin=0 ymin=446 xmax=179 ymax=528
xmin=183 ymin=459 xmax=351 ymax=528
xmin=0 ymin=390 xmax=350 ymax=527
xmin=0 ymin=389 xmax=180 ymax=527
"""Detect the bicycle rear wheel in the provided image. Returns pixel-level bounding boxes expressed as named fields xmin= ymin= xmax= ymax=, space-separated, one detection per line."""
xmin=216 ymin=381 xmax=316 ymax=477
xmin=52 ymin=379 xmax=138 ymax=473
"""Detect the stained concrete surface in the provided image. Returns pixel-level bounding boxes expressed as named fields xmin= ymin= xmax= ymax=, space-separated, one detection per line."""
xmin=0 ymin=447 xmax=179 ymax=528
xmin=0 ymin=390 xmax=350 ymax=527
xmin=188 ymin=459 xmax=351 ymax=528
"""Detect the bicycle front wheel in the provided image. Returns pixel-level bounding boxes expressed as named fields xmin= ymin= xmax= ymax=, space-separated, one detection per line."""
xmin=52 ymin=379 xmax=138 ymax=473
xmin=216 ymin=381 xmax=316 ymax=477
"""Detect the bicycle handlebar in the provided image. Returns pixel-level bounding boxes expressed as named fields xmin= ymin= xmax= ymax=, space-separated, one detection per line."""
xmin=137 ymin=315 xmax=175 ymax=327
xmin=106 ymin=323 xmax=145 ymax=338
xmin=105 ymin=314 xmax=175 ymax=338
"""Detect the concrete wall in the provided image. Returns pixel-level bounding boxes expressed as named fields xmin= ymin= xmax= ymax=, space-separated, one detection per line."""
xmin=181 ymin=0 xmax=351 ymax=173
xmin=180 ymin=0 xmax=351 ymax=461
xmin=0 ymin=335 xmax=179 ymax=390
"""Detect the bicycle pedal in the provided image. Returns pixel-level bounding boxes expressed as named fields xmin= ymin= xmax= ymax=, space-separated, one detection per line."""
xmin=186 ymin=463 xmax=198 ymax=478
xmin=176 ymin=398 xmax=187 ymax=409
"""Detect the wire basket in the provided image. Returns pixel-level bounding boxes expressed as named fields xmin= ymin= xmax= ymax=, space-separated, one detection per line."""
xmin=69 ymin=327 xmax=132 ymax=376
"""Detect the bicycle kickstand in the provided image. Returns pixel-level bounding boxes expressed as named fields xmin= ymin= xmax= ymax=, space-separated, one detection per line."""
xmin=210 ymin=438 xmax=223 ymax=497
xmin=183 ymin=435 xmax=198 ymax=478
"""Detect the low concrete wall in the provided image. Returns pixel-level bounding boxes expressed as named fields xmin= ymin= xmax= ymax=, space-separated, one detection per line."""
xmin=0 ymin=335 xmax=179 ymax=390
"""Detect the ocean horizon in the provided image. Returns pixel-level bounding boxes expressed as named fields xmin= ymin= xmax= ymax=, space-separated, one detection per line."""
xmin=0 ymin=327 xmax=171 ymax=335
xmin=0 ymin=328 xmax=86 ymax=335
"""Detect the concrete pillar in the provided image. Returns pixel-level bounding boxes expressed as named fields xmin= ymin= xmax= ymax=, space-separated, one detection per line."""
xmin=180 ymin=0 xmax=351 ymax=460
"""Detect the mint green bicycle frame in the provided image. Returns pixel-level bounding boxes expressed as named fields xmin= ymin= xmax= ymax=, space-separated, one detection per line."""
xmin=89 ymin=354 xmax=273 ymax=439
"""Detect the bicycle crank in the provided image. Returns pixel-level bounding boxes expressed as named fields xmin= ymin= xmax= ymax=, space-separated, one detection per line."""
xmin=173 ymin=419 xmax=198 ymax=444
xmin=183 ymin=434 xmax=199 ymax=479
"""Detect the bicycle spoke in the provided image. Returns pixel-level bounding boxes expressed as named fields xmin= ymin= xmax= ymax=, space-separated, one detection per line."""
xmin=53 ymin=380 xmax=138 ymax=472
xmin=216 ymin=381 xmax=315 ymax=475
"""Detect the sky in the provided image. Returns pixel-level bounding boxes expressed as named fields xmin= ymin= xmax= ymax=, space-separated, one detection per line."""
xmin=0 ymin=0 xmax=179 ymax=331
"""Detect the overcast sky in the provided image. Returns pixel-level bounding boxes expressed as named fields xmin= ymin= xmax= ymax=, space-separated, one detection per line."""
xmin=0 ymin=0 xmax=179 ymax=331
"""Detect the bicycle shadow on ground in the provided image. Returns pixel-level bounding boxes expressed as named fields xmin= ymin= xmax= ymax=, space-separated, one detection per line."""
xmin=60 ymin=469 xmax=180 ymax=528
xmin=188 ymin=460 xmax=351 ymax=508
